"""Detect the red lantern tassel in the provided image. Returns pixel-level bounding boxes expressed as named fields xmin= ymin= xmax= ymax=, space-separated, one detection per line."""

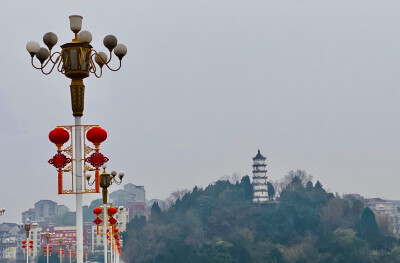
xmin=95 ymin=169 xmax=100 ymax=193
xmin=58 ymin=170 xmax=63 ymax=194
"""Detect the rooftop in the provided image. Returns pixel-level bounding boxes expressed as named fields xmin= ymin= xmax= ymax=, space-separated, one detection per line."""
xmin=253 ymin=149 xmax=266 ymax=161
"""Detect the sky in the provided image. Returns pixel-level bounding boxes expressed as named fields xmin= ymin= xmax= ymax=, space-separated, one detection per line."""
xmin=1 ymin=0 xmax=400 ymax=223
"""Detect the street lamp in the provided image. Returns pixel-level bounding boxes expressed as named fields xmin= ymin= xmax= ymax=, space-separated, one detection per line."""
xmin=86 ymin=165 xmax=123 ymax=263
xmin=26 ymin=15 xmax=127 ymax=263
xmin=42 ymin=229 xmax=54 ymax=263
xmin=57 ymin=238 xmax=65 ymax=263
xmin=19 ymin=219 xmax=38 ymax=263
xmin=0 ymin=208 xmax=5 ymax=216
xmin=67 ymin=242 xmax=75 ymax=263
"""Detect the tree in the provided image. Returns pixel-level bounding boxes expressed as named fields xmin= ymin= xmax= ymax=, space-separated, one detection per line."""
xmin=267 ymin=182 xmax=275 ymax=201
xmin=331 ymin=228 xmax=372 ymax=262
xmin=283 ymin=176 xmax=304 ymax=191
xmin=151 ymin=202 xmax=162 ymax=218
xmin=306 ymin=181 xmax=313 ymax=190
xmin=280 ymin=170 xmax=313 ymax=190
xmin=165 ymin=189 xmax=190 ymax=209
xmin=241 ymin=175 xmax=253 ymax=200
xmin=357 ymin=207 xmax=379 ymax=244
xmin=315 ymin=181 xmax=323 ymax=190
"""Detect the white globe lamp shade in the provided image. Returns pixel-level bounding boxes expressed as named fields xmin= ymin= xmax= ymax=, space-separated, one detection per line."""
xmin=78 ymin=30 xmax=92 ymax=44
xmin=26 ymin=41 xmax=40 ymax=56
xmin=95 ymin=52 xmax=108 ymax=66
xmin=114 ymin=44 xmax=127 ymax=60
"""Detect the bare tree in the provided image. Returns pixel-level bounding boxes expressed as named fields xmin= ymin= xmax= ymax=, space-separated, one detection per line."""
xmin=279 ymin=170 xmax=313 ymax=191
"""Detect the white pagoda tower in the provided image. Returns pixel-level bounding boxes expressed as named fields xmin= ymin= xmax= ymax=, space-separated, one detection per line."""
xmin=252 ymin=149 xmax=268 ymax=203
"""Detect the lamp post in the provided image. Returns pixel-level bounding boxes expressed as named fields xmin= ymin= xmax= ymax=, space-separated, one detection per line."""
xmin=83 ymin=246 xmax=89 ymax=263
xmin=19 ymin=219 xmax=38 ymax=263
xmin=58 ymin=238 xmax=64 ymax=263
xmin=42 ymin=229 xmax=54 ymax=263
xmin=26 ymin=15 xmax=127 ymax=263
xmin=86 ymin=165 xmax=123 ymax=263
xmin=67 ymin=242 xmax=75 ymax=263
xmin=0 ymin=208 xmax=5 ymax=216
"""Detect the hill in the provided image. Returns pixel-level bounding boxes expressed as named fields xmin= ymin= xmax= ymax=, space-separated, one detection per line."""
xmin=121 ymin=175 xmax=400 ymax=263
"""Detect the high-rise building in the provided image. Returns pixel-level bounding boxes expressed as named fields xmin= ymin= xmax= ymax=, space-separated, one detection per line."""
xmin=109 ymin=183 xmax=145 ymax=208
xmin=252 ymin=150 xmax=268 ymax=203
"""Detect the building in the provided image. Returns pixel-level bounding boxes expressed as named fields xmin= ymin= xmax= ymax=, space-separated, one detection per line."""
xmin=57 ymin=205 xmax=70 ymax=217
xmin=21 ymin=200 xmax=70 ymax=225
xmin=0 ymin=223 xmax=21 ymax=261
xmin=109 ymin=183 xmax=146 ymax=208
xmin=124 ymin=184 xmax=145 ymax=202
xmin=347 ymin=195 xmax=400 ymax=236
xmin=128 ymin=202 xmax=146 ymax=220
xmin=34 ymin=200 xmax=57 ymax=223
xmin=252 ymin=150 xmax=268 ymax=203
xmin=21 ymin=209 xmax=35 ymax=225
xmin=109 ymin=189 xmax=135 ymax=207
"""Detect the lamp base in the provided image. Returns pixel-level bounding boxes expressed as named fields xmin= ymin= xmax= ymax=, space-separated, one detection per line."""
xmin=70 ymin=79 xmax=85 ymax=116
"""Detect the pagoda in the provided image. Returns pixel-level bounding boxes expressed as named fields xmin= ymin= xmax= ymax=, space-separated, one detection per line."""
xmin=252 ymin=149 xmax=268 ymax=203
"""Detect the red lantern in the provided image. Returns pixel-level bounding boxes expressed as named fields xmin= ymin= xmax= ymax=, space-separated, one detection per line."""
xmin=93 ymin=207 xmax=102 ymax=215
xmin=86 ymin=126 xmax=107 ymax=148
xmin=22 ymin=240 xmax=26 ymax=244
xmin=22 ymin=245 xmax=26 ymax=249
xmin=114 ymin=235 xmax=119 ymax=240
xmin=29 ymin=245 xmax=33 ymax=249
xmin=29 ymin=240 xmax=33 ymax=244
xmin=49 ymin=127 xmax=70 ymax=149
xmin=114 ymin=228 xmax=119 ymax=233
xmin=108 ymin=207 xmax=117 ymax=215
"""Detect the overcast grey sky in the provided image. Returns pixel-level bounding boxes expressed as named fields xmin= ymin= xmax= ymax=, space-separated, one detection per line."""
xmin=1 ymin=0 xmax=400 ymax=222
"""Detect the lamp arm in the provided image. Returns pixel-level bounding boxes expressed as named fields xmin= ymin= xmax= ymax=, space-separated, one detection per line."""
xmin=30 ymin=57 xmax=43 ymax=70
xmin=113 ymin=178 xmax=123 ymax=185
xmin=41 ymin=52 xmax=61 ymax=70
xmin=104 ymin=59 xmax=122 ymax=72
xmin=87 ymin=178 xmax=96 ymax=186
xmin=107 ymin=50 xmax=113 ymax=64
xmin=57 ymin=58 xmax=65 ymax=73
xmin=49 ymin=50 xmax=60 ymax=63
xmin=89 ymin=52 xmax=103 ymax=78
xmin=40 ymin=53 xmax=62 ymax=75
xmin=91 ymin=49 xmax=122 ymax=72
